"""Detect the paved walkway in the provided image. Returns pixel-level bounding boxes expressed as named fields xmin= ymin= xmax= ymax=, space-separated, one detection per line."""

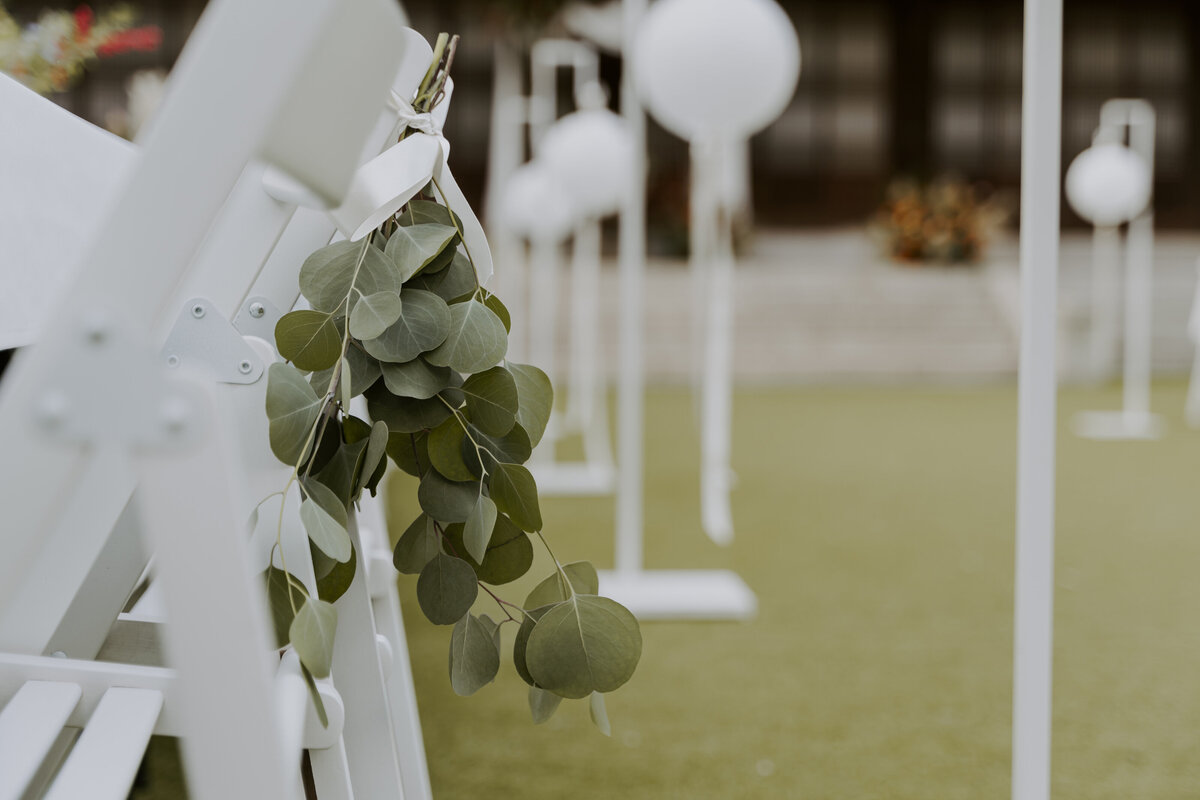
xmin=558 ymin=228 xmax=1200 ymax=384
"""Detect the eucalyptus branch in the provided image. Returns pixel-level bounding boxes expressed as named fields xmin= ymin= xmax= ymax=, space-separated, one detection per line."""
xmin=430 ymin=174 xmax=480 ymax=290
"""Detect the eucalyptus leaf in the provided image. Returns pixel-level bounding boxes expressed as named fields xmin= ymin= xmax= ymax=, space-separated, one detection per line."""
xmin=462 ymin=366 xmax=518 ymax=437
xmin=425 ymin=300 xmax=508 ymax=374
xmin=265 ymin=566 xmax=308 ymax=649
xmin=386 ymin=430 xmax=430 ymax=477
xmin=310 ymin=343 xmax=381 ymax=398
xmin=266 ymin=363 xmax=324 ymax=466
xmin=381 ymin=358 xmax=452 ymax=400
xmin=367 ymin=382 xmax=452 ymax=433
xmin=394 ymin=513 xmax=441 ymax=574
xmin=449 ymin=613 xmax=501 ymax=696
xmin=513 ymin=603 xmax=554 ymax=686
xmin=488 ymin=462 xmax=542 ymax=532
xmin=290 ymin=598 xmax=338 ymax=679
xmin=362 ymin=289 xmax=451 ymax=364
xmin=349 ymin=291 xmax=403 ymax=340
xmin=589 ymin=691 xmax=612 ymax=736
xmin=443 ymin=514 xmax=533 ymax=586
xmin=314 ymin=435 xmax=369 ymax=507
xmin=427 ymin=416 xmax=476 ymax=481
xmin=417 ymin=552 xmax=479 ymax=625
xmin=299 ymin=239 xmax=403 ymax=313
xmin=310 ymin=539 xmax=356 ymax=603
xmin=420 ymin=241 xmax=456 ymax=274
xmin=385 ymin=223 xmax=458 ymax=281
xmin=524 ymin=561 xmax=599 ymax=609
xmin=300 ymin=496 xmax=351 ymax=563
xmin=300 ymin=662 xmax=329 ymax=728
xmin=361 ymin=420 xmax=390 ymax=486
xmin=467 ymin=423 xmax=533 ymax=473
xmin=301 ymin=475 xmax=348 ymax=526
xmin=410 ymin=250 xmax=477 ymax=302
xmin=404 ymin=198 xmax=463 ymax=228
xmin=418 ymin=470 xmax=479 ymax=524
xmin=529 ymin=686 xmax=563 ymax=724
xmin=339 ymin=357 xmax=353 ymax=410
xmin=507 ymin=363 xmax=553 ymax=448
xmin=463 ymin=494 xmax=498 ymax=563
xmin=525 ymin=594 xmax=642 ymax=699
xmin=275 ymin=310 xmax=342 ymax=372
xmin=483 ymin=293 xmax=511 ymax=333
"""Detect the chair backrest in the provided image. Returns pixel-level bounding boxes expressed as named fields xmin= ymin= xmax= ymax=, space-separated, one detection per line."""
xmin=0 ymin=0 xmax=421 ymax=796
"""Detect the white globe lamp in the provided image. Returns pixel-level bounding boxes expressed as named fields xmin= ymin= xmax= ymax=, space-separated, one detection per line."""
xmin=632 ymin=0 xmax=800 ymax=142
xmin=538 ymin=108 xmax=634 ymax=218
xmin=1065 ymin=142 xmax=1152 ymax=227
xmin=498 ymin=160 xmax=577 ymax=243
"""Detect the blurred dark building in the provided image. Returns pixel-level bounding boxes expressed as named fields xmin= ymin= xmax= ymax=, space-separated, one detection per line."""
xmin=12 ymin=0 xmax=1200 ymax=229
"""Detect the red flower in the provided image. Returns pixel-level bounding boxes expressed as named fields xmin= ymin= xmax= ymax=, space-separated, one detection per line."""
xmin=73 ymin=5 xmax=93 ymax=39
xmin=96 ymin=26 xmax=162 ymax=57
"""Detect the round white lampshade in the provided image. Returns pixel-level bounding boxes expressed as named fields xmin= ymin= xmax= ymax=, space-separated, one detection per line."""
xmin=632 ymin=0 xmax=800 ymax=142
xmin=1065 ymin=143 xmax=1152 ymax=227
xmin=538 ymin=108 xmax=633 ymax=218
xmin=498 ymin=161 xmax=578 ymax=242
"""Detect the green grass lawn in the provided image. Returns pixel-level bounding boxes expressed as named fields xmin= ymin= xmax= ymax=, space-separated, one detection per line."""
xmin=386 ymin=381 xmax=1200 ymax=799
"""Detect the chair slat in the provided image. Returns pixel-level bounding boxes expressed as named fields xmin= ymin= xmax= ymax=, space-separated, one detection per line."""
xmin=0 ymin=680 xmax=81 ymax=800
xmin=45 ymin=687 xmax=162 ymax=800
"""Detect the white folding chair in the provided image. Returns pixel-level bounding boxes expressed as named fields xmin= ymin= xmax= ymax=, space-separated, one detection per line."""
xmin=0 ymin=0 xmax=445 ymax=796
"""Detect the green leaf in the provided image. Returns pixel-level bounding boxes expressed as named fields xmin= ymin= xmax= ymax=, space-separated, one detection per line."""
xmin=524 ymin=561 xmax=599 ymax=609
xmin=443 ymin=514 xmax=533 ymax=586
xmin=404 ymin=198 xmax=463 ymax=228
xmin=386 ymin=430 xmax=430 ymax=476
xmin=339 ymin=357 xmax=353 ymax=410
xmin=300 ymin=662 xmax=329 ymax=728
xmin=299 ymin=239 xmax=403 ymax=313
xmin=488 ymin=462 xmax=542 ymax=532
xmin=463 ymin=494 xmax=498 ymax=563
xmin=427 ymin=416 xmax=476 ymax=481
xmin=300 ymin=497 xmax=351 ymax=563
xmin=381 ymin=358 xmax=451 ymax=400
xmin=314 ymin=436 xmax=369 ymax=507
xmin=349 ymin=291 xmax=403 ymax=340
xmin=420 ymin=241 xmax=456 ymax=274
xmin=266 ymin=363 xmax=324 ymax=466
xmin=301 ymin=477 xmax=348 ymax=526
xmin=385 ymin=223 xmax=458 ymax=281
xmin=362 ymin=289 xmax=451 ymax=364
xmin=360 ymin=420 xmax=389 ymax=486
xmin=275 ymin=310 xmax=342 ymax=372
xmin=467 ymin=423 xmax=533 ymax=472
xmin=418 ymin=470 xmax=479 ymax=524
xmin=290 ymin=598 xmax=338 ymax=679
xmin=461 ymin=366 xmax=518 ymax=437
xmin=507 ymin=363 xmax=553 ymax=448
xmin=265 ymin=566 xmax=308 ymax=649
xmin=529 ymin=686 xmax=563 ymax=724
xmin=310 ymin=539 xmax=356 ymax=603
xmin=513 ymin=603 xmax=554 ymax=686
xmin=448 ymin=613 xmax=501 ymax=696
xmin=310 ymin=343 xmax=381 ymax=398
xmin=417 ymin=552 xmax=479 ymax=625
xmin=525 ymin=595 xmax=642 ymax=699
xmin=367 ymin=385 xmax=453 ymax=434
xmin=483 ymin=293 xmax=511 ymax=333
xmin=425 ymin=300 xmax=508 ymax=374
xmin=411 ymin=250 xmax=477 ymax=302
xmin=393 ymin=513 xmax=440 ymax=574
xmin=589 ymin=692 xmax=612 ymax=736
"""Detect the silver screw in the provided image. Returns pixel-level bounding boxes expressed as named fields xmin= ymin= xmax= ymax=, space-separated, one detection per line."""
xmin=51 ymin=651 xmax=67 ymax=659
xmin=166 ymin=354 xmax=181 ymax=368
xmin=238 ymin=359 xmax=253 ymax=374
xmin=249 ymin=302 xmax=265 ymax=318
xmin=191 ymin=304 xmax=206 ymax=319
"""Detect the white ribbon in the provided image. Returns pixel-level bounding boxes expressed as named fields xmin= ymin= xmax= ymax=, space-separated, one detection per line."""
xmin=327 ymin=76 xmax=493 ymax=284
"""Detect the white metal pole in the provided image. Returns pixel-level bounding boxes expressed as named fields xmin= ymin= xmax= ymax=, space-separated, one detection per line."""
xmin=566 ymin=219 xmax=602 ymax=432
xmin=615 ymin=0 xmax=647 ymax=575
xmin=1088 ymin=225 xmax=1121 ymax=378
xmin=1013 ymin=1 xmax=1062 ymax=798
xmin=1123 ymin=110 xmax=1155 ymax=420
